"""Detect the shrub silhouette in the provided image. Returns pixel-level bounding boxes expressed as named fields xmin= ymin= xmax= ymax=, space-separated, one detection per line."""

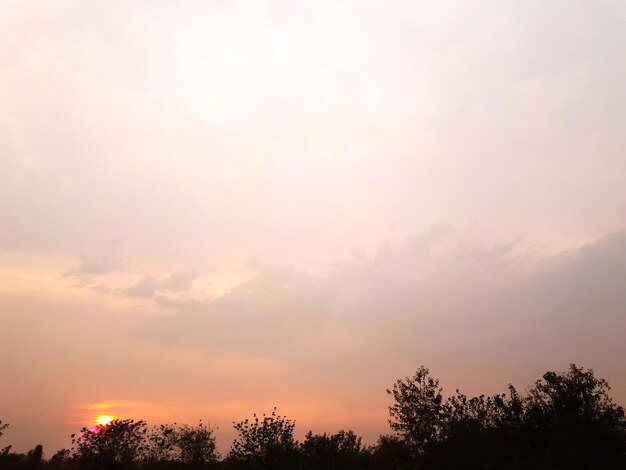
xmin=144 ymin=421 xmax=219 ymax=466
xmin=0 ymin=420 xmax=12 ymax=458
xmin=26 ymin=444 xmax=44 ymax=469
xmin=228 ymin=408 xmax=297 ymax=469
xmin=300 ymin=430 xmax=366 ymax=469
xmin=145 ymin=423 xmax=180 ymax=463
xmin=177 ymin=421 xmax=219 ymax=466
xmin=71 ymin=418 xmax=148 ymax=468
xmin=368 ymin=434 xmax=412 ymax=470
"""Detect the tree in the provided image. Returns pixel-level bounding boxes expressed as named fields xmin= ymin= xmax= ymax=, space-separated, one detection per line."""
xmin=0 ymin=421 xmax=11 ymax=459
xmin=26 ymin=444 xmax=44 ymax=469
xmin=71 ymin=418 xmax=148 ymax=467
xmin=522 ymin=364 xmax=626 ymax=468
xmin=228 ymin=408 xmax=297 ymax=469
xmin=300 ymin=430 xmax=365 ymax=469
xmin=49 ymin=448 xmax=71 ymax=467
xmin=146 ymin=420 xmax=218 ymax=466
xmin=428 ymin=385 xmax=524 ymax=468
xmin=368 ymin=434 xmax=413 ymax=470
xmin=145 ymin=423 xmax=180 ymax=463
xmin=387 ymin=364 xmax=626 ymax=469
xmin=387 ymin=366 xmax=445 ymax=455
xmin=177 ymin=421 xmax=219 ymax=466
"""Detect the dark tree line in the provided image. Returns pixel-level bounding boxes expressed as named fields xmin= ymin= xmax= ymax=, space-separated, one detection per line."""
xmin=1 ymin=364 xmax=625 ymax=469
xmin=386 ymin=364 xmax=626 ymax=469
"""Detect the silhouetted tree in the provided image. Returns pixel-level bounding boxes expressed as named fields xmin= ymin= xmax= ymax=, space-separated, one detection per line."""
xmin=25 ymin=444 xmax=44 ymax=469
xmin=387 ymin=364 xmax=626 ymax=469
xmin=71 ymin=418 xmax=148 ymax=468
xmin=300 ymin=430 xmax=366 ymax=469
xmin=3 ymin=363 xmax=625 ymax=469
xmin=49 ymin=448 xmax=71 ymax=467
xmin=228 ymin=408 xmax=297 ymax=469
xmin=425 ymin=385 xmax=524 ymax=468
xmin=145 ymin=423 xmax=180 ymax=463
xmin=521 ymin=364 xmax=626 ymax=469
xmin=177 ymin=421 xmax=219 ymax=466
xmin=368 ymin=434 xmax=413 ymax=470
xmin=0 ymin=420 xmax=12 ymax=458
xmin=387 ymin=366 xmax=445 ymax=456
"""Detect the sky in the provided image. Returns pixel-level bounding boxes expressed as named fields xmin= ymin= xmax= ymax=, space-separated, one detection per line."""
xmin=1 ymin=0 xmax=625 ymax=456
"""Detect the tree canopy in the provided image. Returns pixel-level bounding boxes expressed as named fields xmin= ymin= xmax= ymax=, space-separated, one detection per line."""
xmin=1 ymin=363 xmax=625 ymax=469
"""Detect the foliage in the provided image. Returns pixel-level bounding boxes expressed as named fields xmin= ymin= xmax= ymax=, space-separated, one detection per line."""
xmin=71 ymin=418 xmax=148 ymax=467
xmin=49 ymin=448 xmax=71 ymax=465
xmin=300 ymin=430 xmax=366 ymax=469
xmin=387 ymin=365 xmax=445 ymax=455
xmin=177 ymin=421 xmax=219 ymax=465
xmin=145 ymin=423 xmax=180 ymax=463
xmin=367 ymin=434 xmax=412 ymax=470
xmin=387 ymin=364 xmax=626 ymax=469
xmin=26 ymin=444 xmax=44 ymax=469
xmin=423 ymin=385 xmax=524 ymax=468
xmin=521 ymin=364 xmax=626 ymax=468
xmin=145 ymin=421 xmax=218 ymax=467
xmin=228 ymin=408 xmax=297 ymax=469
xmin=0 ymin=420 xmax=12 ymax=458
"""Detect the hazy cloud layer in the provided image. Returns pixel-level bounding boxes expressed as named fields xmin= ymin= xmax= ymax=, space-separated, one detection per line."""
xmin=138 ymin=228 xmax=626 ymax=378
xmin=123 ymin=271 xmax=197 ymax=298
xmin=2 ymin=0 xmax=625 ymax=268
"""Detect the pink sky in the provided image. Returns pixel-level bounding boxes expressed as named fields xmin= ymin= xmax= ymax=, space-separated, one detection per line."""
xmin=1 ymin=0 xmax=625 ymax=456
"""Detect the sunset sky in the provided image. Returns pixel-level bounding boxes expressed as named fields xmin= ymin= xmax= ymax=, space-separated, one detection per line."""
xmin=1 ymin=0 xmax=625 ymax=455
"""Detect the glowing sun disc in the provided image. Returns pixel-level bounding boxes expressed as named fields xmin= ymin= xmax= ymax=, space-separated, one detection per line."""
xmin=95 ymin=415 xmax=114 ymax=426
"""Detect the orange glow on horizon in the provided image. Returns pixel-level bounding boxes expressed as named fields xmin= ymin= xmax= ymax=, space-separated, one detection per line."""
xmin=95 ymin=415 xmax=115 ymax=426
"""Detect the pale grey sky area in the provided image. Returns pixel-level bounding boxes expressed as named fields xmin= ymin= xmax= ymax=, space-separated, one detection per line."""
xmin=1 ymin=0 xmax=625 ymax=456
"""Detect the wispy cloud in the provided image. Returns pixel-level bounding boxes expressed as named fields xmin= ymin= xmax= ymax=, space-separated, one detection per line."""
xmin=65 ymin=255 xmax=123 ymax=281
xmin=122 ymin=271 xmax=197 ymax=299
xmin=137 ymin=229 xmax=626 ymax=369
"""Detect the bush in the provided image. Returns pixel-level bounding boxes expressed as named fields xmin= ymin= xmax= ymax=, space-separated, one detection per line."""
xmin=228 ymin=408 xmax=297 ymax=469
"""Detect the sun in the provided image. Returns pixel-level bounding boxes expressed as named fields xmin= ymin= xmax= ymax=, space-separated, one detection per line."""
xmin=95 ymin=415 xmax=115 ymax=426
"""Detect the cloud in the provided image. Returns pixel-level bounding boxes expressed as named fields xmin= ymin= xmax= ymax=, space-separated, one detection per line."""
xmin=137 ymin=227 xmax=626 ymax=389
xmin=65 ymin=255 xmax=123 ymax=280
xmin=140 ymin=267 xmax=329 ymax=355
xmin=537 ymin=229 xmax=626 ymax=314
xmin=135 ymin=225 xmax=526 ymax=357
xmin=165 ymin=271 xmax=197 ymax=291
xmin=122 ymin=271 xmax=197 ymax=299
xmin=122 ymin=276 xmax=164 ymax=299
